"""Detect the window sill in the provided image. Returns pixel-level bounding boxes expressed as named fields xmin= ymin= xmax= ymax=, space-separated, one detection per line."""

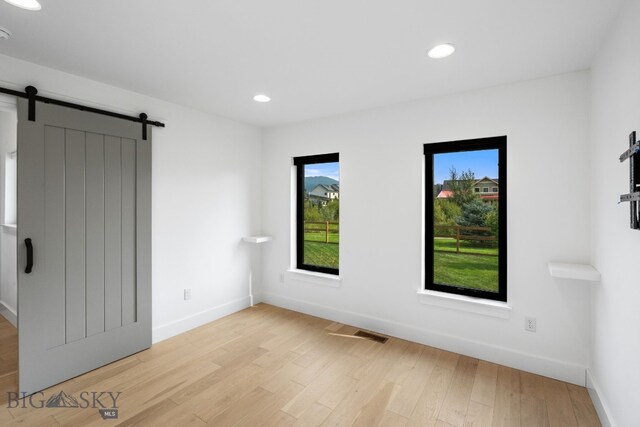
xmin=286 ymin=269 xmax=341 ymax=288
xmin=417 ymin=290 xmax=511 ymax=319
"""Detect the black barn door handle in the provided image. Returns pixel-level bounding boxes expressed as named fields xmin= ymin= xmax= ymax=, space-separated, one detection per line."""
xmin=25 ymin=238 xmax=33 ymax=274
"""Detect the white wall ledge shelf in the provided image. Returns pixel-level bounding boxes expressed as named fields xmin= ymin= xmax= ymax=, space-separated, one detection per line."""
xmin=242 ymin=236 xmax=273 ymax=244
xmin=548 ymin=262 xmax=601 ymax=282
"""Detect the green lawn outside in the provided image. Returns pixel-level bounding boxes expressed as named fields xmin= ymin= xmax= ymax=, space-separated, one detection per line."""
xmin=304 ymin=231 xmax=339 ymax=244
xmin=304 ymin=222 xmax=339 ymax=230
xmin=303 ymin=241 xmax=339 ymax=268
xmin=434 ymin=237 xmax=497 ymax=256
xmin=300 ymin=236 xmax=497 ymax=287
xmin=433 ymin=251 xmax=499 ymax=292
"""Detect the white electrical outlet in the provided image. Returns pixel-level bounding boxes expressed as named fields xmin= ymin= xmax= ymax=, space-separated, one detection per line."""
xmin=280 ymin=273 xmax=285 ymax=283
xmin=184 ymin=289 xmax=191 ymax=301
xmin=525 ymin=317 xmax=537 ymax=332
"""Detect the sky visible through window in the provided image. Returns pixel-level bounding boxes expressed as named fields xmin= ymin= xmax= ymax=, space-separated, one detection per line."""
xmin=434 ymin=150 xmax=498 ymax=183
xmin=304 ymin=162 xmax=340 ymax=181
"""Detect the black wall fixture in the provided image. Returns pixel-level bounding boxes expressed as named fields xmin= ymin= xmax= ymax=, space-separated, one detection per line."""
xmin=619 ymin=131 xmax=640 ymax=229
xmin=0 ymin=85 xmax=165 ymax=140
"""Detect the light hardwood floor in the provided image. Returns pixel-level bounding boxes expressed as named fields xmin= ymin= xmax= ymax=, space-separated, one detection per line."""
xmin=0 ymin=304 xmax=600 ymax=426
xmin=0 ymin=313 xmax=18 ymax=409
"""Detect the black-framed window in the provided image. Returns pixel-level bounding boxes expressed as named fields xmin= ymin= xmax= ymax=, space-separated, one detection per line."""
xmin=293 ymin=153 xmax=340 ymax=275
xmin=424 ymin=136 xmax=507 ymax=301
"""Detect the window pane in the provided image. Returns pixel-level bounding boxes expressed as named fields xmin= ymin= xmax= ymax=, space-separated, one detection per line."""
xmin=433 ymin=149 xmax=499 ymax=293
xmin=303 ymin=162 xmax=339 ymax=269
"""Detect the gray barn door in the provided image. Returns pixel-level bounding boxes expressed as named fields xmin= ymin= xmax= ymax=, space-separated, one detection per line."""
xmin=17 ymin=99 xmax=151 ymax=394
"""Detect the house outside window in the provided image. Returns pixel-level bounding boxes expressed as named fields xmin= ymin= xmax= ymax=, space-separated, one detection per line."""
xmin=438 ymin=177 xmax=500 ymax=206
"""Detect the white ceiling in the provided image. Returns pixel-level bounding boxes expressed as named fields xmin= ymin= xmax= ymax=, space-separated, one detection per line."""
xmin=0 ymin=0 xmax=623 ymax=127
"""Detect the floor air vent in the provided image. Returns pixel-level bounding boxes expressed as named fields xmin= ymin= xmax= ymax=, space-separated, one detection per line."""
xmin=354 ymin=330 xmax=388 ymax=343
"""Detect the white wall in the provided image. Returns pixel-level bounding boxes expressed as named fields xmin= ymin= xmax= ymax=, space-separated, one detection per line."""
xmin=0 ymin=53 xmax=263 ymax=342
xmin=0 ymin=108 xmax=17 ymax=326
xmin=589 ymin=1 xmax=640 ymax=426
xmin=260 ymin=71 xmax=592 ymax=385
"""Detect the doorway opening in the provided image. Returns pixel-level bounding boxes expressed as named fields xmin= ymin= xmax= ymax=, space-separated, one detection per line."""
xmin=0 ymin=95 xmax=18 ymax=405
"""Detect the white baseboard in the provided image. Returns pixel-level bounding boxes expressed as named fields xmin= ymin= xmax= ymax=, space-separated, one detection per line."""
xmin=0 ymin=300 xmax=17 ymax=327
xmin=252 ymin=292 xmax=264 ymax=305
xmin=586 ymin=369 xmax=615 ymax=427
xmin=261 ymin=292 xmax=587 ymax=386
xmin=152 ymin=296 xmax=251 ymax=343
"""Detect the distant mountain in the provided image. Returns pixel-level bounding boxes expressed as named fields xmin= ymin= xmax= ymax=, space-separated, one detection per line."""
xmin=304 ymin=176 xmax=339 ymax=192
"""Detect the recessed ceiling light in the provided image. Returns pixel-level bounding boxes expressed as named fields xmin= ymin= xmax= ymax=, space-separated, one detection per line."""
xmin=0 ymin=26 xmax=11 ymax=40
xmin=428 ymin=43 xmax=455 ymax=59
xmin=253 ymin=94 xmax=271 ymax=103
xmin=3 ymin=0 xmax=41 ymax=11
